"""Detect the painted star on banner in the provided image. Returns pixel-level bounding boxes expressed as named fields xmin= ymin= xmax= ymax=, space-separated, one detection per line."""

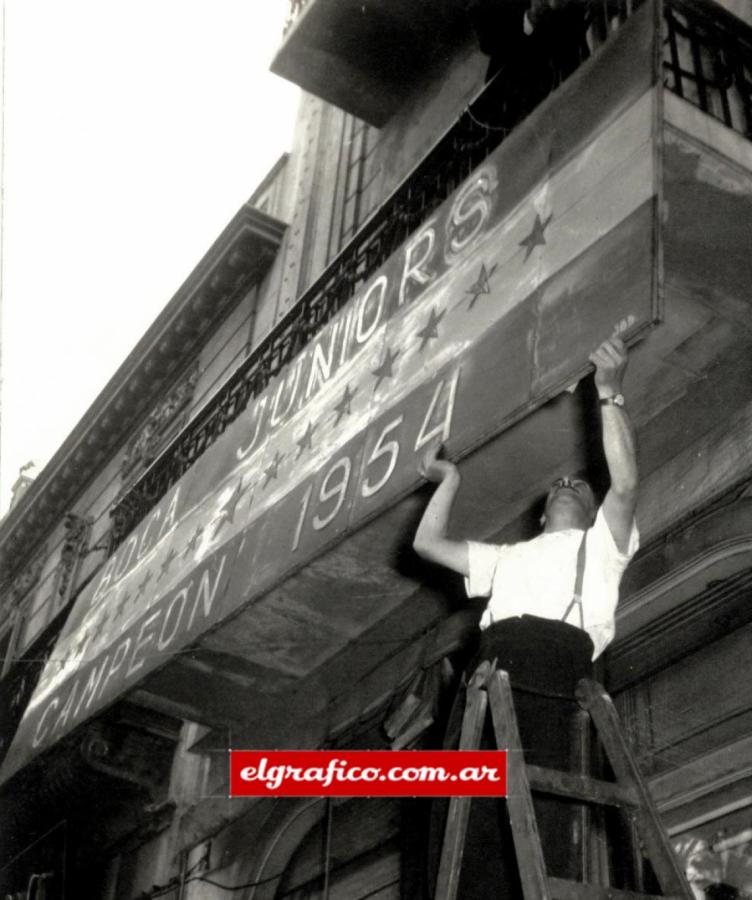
xmin=263 ymin=451 xmax=284 ymax=488
xmin=114 ymin=592 xmax=131 ymax=619
xmin=333 ymin=385 xmax=357 ymax=426
xmin=466 ymin=262 xmax=498 ymax=309
xmin=136 ymin=570 xmax=153 ymax=597
xmin=415 ymin=307 xmax=446 ymax=352
xmin=371 ymin=347 xmax=400 ymax=392
xmin=519 ymin=212 xmax=553 ymax=262
xmin=296 ymin=421 xmax=317 ymax=459
xmin=213 ymin=478 xmax=249 ymax=535
xmin=157 ymin=548 xmax=178 ymax=583
xmin=90 ymin=616 xmax=108 ymax=643
xmin=182 ymin=524 xmax=204 ymax=558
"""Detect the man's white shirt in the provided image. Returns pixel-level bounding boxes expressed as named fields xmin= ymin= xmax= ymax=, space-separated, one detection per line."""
xmin=464 ymin=507 xmax=639 ymax=659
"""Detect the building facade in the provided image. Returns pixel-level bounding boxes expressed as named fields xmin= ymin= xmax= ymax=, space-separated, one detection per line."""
xmin=2 ymin=1 xmax=752 ymax=897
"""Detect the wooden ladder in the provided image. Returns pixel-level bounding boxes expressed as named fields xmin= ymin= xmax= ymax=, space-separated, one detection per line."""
xmin=435 ymin=665 xmax=694 ymax=900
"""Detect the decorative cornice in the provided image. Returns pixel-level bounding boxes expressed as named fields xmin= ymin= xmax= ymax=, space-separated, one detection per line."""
xmin=3 ymin=550 xmax=48 ymax=614
xmin=119 ymin=361 xmax=200 ymax=487
xmin=607 ymin=496 xmax=752 ymax=690
xmin=249 ymin=153 xmax=289 ymax=207
xmin=0 ymin=205 xmax=286 ymax=585
xmin=57 ymin=513 xmax=92 ymax=604
xmin=0 ymin=703 xmax=181 ymax=858
xmin=651 ymin=734 xmax=752 ymax=818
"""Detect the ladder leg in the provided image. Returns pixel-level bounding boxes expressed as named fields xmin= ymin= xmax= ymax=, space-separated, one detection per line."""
xmin=575 ymin=679 xmax=694 ymax=900
xmin=434 ymin=683 xmax=488 ymax=900
xmin=487 ymin=671 xmax=551 ymax=900
xmin=572 ymin=706 xmax=592 ymax=883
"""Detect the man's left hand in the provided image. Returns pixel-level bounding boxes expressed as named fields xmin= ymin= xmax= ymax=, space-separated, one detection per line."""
xmin=590 ymin=337 xmax=628 ymax=397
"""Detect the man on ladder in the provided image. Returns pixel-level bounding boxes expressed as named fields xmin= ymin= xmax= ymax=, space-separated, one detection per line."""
xmin=413 ymin=337 xmax=687 ymax=898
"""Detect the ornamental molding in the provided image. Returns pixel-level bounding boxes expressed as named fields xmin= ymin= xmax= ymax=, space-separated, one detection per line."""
xmin=120 ymin=361 xmax=201 ymax=487
xmin=57 ymin=513 xmax=92 ymax=603
xmin=4 ymin=549 xmax=48 ymax=614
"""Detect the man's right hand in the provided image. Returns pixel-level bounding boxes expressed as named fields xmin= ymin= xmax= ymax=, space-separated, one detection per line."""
xmin=414 ymin=445 xmax=469 ymax=576
xmin=419 ymin=444 xmax=459 ymax=484
xmin=590 ymin=336 xmax=628 ymax=398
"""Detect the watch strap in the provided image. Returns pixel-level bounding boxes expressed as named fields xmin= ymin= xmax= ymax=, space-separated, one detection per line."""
xmin=599 ymin=394 xmax=625 ymax=407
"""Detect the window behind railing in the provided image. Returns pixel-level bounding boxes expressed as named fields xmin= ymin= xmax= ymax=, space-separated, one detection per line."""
xmin=108 ymin=0 xmax=752 ymax=550
xmin=664 ymin=0 xmax=752 ymax=137
xmin=336 ymin=118 xmax=378 ymax=255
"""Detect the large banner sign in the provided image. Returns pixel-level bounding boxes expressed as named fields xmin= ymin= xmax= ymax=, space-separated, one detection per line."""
xmin=2 ymin=74 xmax=657 ymax=782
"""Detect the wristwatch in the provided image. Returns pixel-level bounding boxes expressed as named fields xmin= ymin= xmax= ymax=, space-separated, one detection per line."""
xmin=599 ymin=393 xmax=625 ymax=408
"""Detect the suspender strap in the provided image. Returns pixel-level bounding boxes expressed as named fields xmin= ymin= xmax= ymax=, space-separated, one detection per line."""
xmin=561 ymin=530 xmax=587 ymax=630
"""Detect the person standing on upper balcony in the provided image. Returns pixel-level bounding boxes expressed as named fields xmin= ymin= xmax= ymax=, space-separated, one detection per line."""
xmin=465 ymin=0 xmax=591 ymax=129
xmin=414 ymin=336 xmax=639 ymax=897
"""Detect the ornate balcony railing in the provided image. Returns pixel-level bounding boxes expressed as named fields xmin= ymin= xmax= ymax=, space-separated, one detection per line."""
xmin=283 ymin=0 xmax=310 ymax=35
xmin=109 ymin=0 xmax=752 ymax=549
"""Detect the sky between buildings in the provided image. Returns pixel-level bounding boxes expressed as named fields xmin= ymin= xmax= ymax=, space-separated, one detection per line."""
xmin=0 ymin=0 xmax=300 ymax=515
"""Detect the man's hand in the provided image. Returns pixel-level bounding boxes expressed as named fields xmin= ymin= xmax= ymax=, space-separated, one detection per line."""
xmin=590 ymin=336 xmax=628 ymax=398
xmin=592 ymin=336 xmax=638 ymax=554
xmin=414 ymin=444 xmax=468 ymax=576
xmin=420 ymin=444 xmax=459 ymax=484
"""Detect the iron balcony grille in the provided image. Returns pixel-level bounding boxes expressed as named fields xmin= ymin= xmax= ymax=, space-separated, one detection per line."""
xmin=283 ymin=0 xmax=310 ymax=35
xmin=108 ymin=0 xmax=752 ymax=550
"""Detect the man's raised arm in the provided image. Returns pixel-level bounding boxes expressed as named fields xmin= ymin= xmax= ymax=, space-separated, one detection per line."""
xmin=590 ymin=337 xmax=639 ymax=553
xmin=413 ymin=445 xmax=469 ymax=576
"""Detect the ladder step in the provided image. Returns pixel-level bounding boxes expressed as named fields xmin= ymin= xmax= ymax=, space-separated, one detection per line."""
xmin=576 ymin=679 xmax=693 ymax=898
xmin=548 ymin=877 xmax=685 ymax=900
xmin=435 ymin=671 xmax=694 ymax=900
xmin=526 ymin=764 xmax=639 ymax=809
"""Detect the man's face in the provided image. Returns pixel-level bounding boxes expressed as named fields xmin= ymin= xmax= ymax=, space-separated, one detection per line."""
xmin=544 ymin=476 xmax=596 ymax=524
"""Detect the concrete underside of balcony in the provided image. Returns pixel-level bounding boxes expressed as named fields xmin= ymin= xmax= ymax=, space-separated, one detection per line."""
xmin=271 ymin=0 xmax=465 ymax=126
